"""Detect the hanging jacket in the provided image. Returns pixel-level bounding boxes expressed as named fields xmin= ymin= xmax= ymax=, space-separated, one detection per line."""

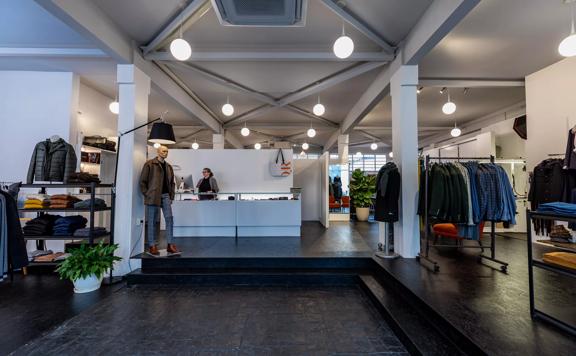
xmin=0 ymin=190 xmax=28 ymax=269
xmin=374 ymin=163 xmax=400 ymax=222
xmin=27 ymin=138 xmax=77 ymax=184
xmin=564 ymin=130 xmax=576 ymax=170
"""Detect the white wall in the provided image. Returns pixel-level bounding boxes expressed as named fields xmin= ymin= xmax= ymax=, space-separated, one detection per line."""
xmin=526 ymin=57 xmax=576 ymax=171
xmin=77 ymin=83 xmax=117 ymax=138
xmin=293 ymin=159 xmax=320 ymax=221
xmin=0 ymin=71 xmax=78 ymax=182
xmin=167 ymin=149 xmax=294 ymax=193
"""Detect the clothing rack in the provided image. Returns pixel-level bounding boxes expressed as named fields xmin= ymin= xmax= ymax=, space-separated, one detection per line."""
xmin=417 ymin=155 xmax=509 ymax=273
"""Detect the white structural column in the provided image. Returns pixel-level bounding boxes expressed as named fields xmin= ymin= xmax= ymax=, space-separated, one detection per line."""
xmin=212 ymin=134 xmax=225 ymax=149
xmin=337 ymin=134 xmax=349 ymax=164
xmin=114 ymin=64 xmax=151 ymax=276
xmin=391 ymin=65 xmax=419 ymax=258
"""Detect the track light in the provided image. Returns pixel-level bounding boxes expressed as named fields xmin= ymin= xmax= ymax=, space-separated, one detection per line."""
xmin=313 ymin=96 xmax=325 ymax=116
xmin=109 ymin=100 xmax=119 ymax=114
xmin=302 ymin=142 xmax=309 ymax=150
xmin=241 ymin=123 xmax=250 ymax=137
xmin=254 ymin=143 xmax=261 ymax=150
xmin=439 ymin=87 xmax=446 ymax=95
xmin=559 ymin=1 xmax=576 ymax=57
xmin=222 ymin=97 xmax=234 ymax=116
xmin=370 ymin=142 xmax=378 ymax=150
xmin=417 ymin=87 xmax=423 ymax=94
xmin=442 ymin=90 xmax=457 ymax=115
xmin=450 ymin=123 xmax=462 ymax=137
xmin=333 ymin=23 xmax=354 ymax=59
xmin=170 ymin=15 xmax=191 ymax=60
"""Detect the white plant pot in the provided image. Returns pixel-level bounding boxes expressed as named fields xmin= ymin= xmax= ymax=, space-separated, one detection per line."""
xmin=73 ymin=274 xmax=103 ymax=294
xmin=356 ymin=207 xmax=370 ymax=221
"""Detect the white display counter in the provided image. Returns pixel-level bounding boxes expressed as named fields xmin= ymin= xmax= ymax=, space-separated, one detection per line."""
xmin=171 ymin=193 xmax=301 ymax=237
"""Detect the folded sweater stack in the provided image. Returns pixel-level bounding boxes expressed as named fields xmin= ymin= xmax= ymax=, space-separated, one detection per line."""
xmin=53 ymin=215 xmax=87 ymax=236
xmin=542 ymin=252 xmax=576 ymax=270
xmin=23 ymin=215 xmax=62 ymax=236
xmin=73 ymin=227 xmax=108 ymax=237
xmin=73 ymin=198 xmax=107 ymax=209
xmin=50 ymin=194 xmax=81 ymax=209
xmin=24 ymin=194 xmax=50 ymax=209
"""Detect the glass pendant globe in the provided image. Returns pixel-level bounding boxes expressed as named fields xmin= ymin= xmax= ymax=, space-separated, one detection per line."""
xmin=307 ymin=128 xmax=316 ymax=138
xmin=442 ymin=101 xmax=457 ymax=115
xmin=333 ymin=35 xmax=354 ymax=59
xmin=109 ymin=101 xmax=119 ymax=114
xmin=222 ymin=103 xmax=234 ymax=116
xmin=254 ymin=143 xmax=261 ymax=150
xmin=559 ymin=33 xmax=576 ymax=57
xmin=355 ymin=151 xmax=362 ymax=157
xmin=153 ymin=143 xmax=161 ymax=149
xmin=170 ymin=38 xmax=192 ymax=61
xmin=191 ymin=142 xmax=199 ymax=150
xmin=299 ymin=150 xmax=306 ymax=156
xmin=389 ymin=152 xmax=393 ymax=158
xmin=370 ymin=142 xmax=378 ymax=151
xmin=313 ymin=103 xmax=325 ymax=116
xmin=302 ymin=142 xmax=309 ymax=150
xmin=451 ymin=127 xmax=462 ymax=137
xmin=241 ymin=127 xmax=250 ymax=137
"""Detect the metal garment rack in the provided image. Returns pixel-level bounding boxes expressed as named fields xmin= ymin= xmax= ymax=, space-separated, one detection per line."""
xmin=416 ymin=155 xmax=509 ymax=273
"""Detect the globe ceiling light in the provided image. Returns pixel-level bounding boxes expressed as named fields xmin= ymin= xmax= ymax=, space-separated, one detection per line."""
xmin=153 ymin=143 xmax=161 ymax=149
xmin=333 ymin=24 xmax=354 ymax=59
xmin=560 ymin=2 xmax=576 ymax=57
xmin=300 ymin=150 xmax=306 ymax=156
xmin=254 ymin=143 xmax=262 ymax=150
xmin=307 ymin=127 xmax=316 ymax=138
xmin=451 ymin=123 xmax=462 ymax=138
xmin=302 ymin=142 xmax=309 ymax=150
xmin=313 ymin=96 xmax=325 ymax=116
xmin=442 ymin=90 xmax=457 ymax=115
xmin=170 ymin=38 xmax=192 ymax=61
xmin=241 ymin=123 xmax=250 ymax=137
xmin=370 ymin=142 xmax=378 ymax=151
xmin=222 ymin=97 xmax=234 ymax=116
xmin=355 ymin=151 xmax=362 ymax=157
xmin=191 ymin=141 xmax=199 ymax=150
xmin=109 ymin=100 xmax=119 ymax=115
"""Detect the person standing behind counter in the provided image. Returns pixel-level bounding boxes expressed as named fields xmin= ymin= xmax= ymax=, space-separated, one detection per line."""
xmin=196 ymin=168 xmax=219 ymax=200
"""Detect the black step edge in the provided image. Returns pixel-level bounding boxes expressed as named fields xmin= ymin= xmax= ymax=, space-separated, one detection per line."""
xmin=369 ymin=258 xmax=487 ymax=356
xmin=357 ymin=274 xmax=464 ymax=356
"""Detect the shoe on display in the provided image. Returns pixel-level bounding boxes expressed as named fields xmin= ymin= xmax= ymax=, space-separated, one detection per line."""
xmin=167 ymin=244 xmax=181 ymax=255
xmin=147 ymin=245 xmax=160 ymax=256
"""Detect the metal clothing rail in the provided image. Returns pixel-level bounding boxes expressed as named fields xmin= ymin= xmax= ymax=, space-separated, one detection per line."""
xmin=416 ymin=155 xmax=509 ymax=273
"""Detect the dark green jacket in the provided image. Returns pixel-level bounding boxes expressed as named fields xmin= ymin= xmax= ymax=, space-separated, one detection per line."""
xmin=27 ymin=138 xmax=77 ymax=184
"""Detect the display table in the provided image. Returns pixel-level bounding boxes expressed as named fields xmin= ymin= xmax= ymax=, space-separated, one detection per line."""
xmin=171 ymin=193 xmax=301 ymax=237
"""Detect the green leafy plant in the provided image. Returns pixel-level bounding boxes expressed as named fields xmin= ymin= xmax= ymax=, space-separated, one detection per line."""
xmin=349 ymin=168 xmax=376 ymax=208
xmin=56 ymin=242 xmax=121 ymax=281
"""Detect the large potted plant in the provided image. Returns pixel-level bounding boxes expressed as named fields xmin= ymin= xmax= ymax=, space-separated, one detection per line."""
xmin=349 ymin=168 xmax=376 ymax=221
xmin=56 ymin=242 xmax=121 ymax=293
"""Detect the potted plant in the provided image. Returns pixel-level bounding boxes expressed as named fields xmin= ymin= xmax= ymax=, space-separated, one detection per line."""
xmin=349 ymin=168 xmax=376 ymax=222
xmin=56 ymin=242 xmax=121 ymax=293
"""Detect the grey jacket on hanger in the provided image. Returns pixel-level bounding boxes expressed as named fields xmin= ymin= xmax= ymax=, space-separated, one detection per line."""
xmin=27 ymin=138 xmax=77 ymax=184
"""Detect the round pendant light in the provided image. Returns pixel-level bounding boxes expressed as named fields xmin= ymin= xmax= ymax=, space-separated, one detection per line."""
xmin=333 ymin=24 xmax=354 ymax=59
xmin=191 ymin=141 xmax=199 ymax=150
xmin=302 ymin=142 xmax=309 ymax=150
xmin=109 ymin=100 xmax=119 ymax=115
xmin=389 ymin=152 xmax=393 ymax=158
xmin=560 ymin=2 xmax=576 ymax=57
xmin=153 ymin=142 xmax=161 ymax=149
xmin=313 ymin=96 xmax=325 ymax=116
xmin=355 ymin=151 xmax=362 ymax=157
xmin=299 ymin=150 xmax=306 ymax=156
xmin=450 ymin=123 xmax=462 ymax=137
xmin=442 ymin=90 xmax=457 ymax=115
xmin=240 ymin=122 xmax=250 ymax=137
xmin=170 ymin=38 xmax=192 ymax=61
xmin=370 ymin=142 xmax=378 ymax=151
xmin=222 ymin=97 xmax=234 ymax=116
xmin=307 ymin=127 xmax=316 ymax=138
xmin=254 ymin=143 xmax=261 ymax=150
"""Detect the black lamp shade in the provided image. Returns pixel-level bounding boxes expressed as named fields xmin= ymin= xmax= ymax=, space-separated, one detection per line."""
xmin=148 ymin=121 xmax=176 ymax=144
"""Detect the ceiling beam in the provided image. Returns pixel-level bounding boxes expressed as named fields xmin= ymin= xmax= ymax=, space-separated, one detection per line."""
xmin=356 ymin=130 xmax=391 ymax=147
xmin=319 ymin=0 xmax=395 ymax=54
xmin=224 ymin=130 xmax=244 ymax=149
xmin=224 ymin=62 xmax=385 ymax=127
xmin=145 ymin=51 xmax=393 ymax=62
xmin=225 ymin=122 xmax=334 ymax=129
xmin=354 ymin=126 xmax=450 ymax=131
xmin=402 ymin=0 xmax=480 ymax=65
xmin=142 ymin=0 xmax=211 ymax=55
xmin=419 ymin=79 xmax=525 ymax=88
xmin=0 ymin=47 xmax=107 ymax=58
xmin=284 ymin=105 xmax=339 ymax=127
xmin=324 ymin=130 xmax=341 ymax=152
xmin=34 ymin=0 xmax=134 ymax=63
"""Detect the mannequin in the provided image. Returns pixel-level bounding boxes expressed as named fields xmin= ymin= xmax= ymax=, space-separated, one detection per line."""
xmin=139 ymin=145 xmax=179 ymax=256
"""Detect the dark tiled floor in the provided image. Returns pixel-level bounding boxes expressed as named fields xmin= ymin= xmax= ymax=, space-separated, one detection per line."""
xmin=12 ymin=286 xmax=408 ymax=356
xmin=0 ymin=274 xmax=120 ymax=356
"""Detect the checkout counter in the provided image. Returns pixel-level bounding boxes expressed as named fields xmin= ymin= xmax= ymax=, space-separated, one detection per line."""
xmin=171 ymin=192 xmax=301 ymax=237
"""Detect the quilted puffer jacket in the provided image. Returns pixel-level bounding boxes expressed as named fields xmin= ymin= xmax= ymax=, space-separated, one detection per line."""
xmin=27 ymin=138 xmax=77 ymax=183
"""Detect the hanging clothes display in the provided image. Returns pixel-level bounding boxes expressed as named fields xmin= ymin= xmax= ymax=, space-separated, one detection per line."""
xmin=27 ymin=137 xmax=77 ymax=184
xmin=0 ymin=187 xmax=29 ymax=281
xmin=374 ymin=162 xmax=401 ymax=222
xmin=419 ymin=161 xmax=516 ymax=240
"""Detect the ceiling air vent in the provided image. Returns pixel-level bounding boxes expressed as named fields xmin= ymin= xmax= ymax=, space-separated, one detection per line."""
xmin=211 ymin=0 xmax=307 ymax=27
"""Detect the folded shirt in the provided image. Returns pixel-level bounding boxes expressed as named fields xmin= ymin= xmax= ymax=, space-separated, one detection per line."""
xmin=542 ymin=252 xmax=576 ymax=270
xmin=26 ymin=194 xmax=49 ymax=201
xmin=73 ymin=227 xmax=108 ymax=237
xmin=34 ymin=252 xmax=67 ymax=262
xmin=537 ymin=202 xmax=576 ymax=215
xmin=74 ymin=198 xmax=107 ymax=209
